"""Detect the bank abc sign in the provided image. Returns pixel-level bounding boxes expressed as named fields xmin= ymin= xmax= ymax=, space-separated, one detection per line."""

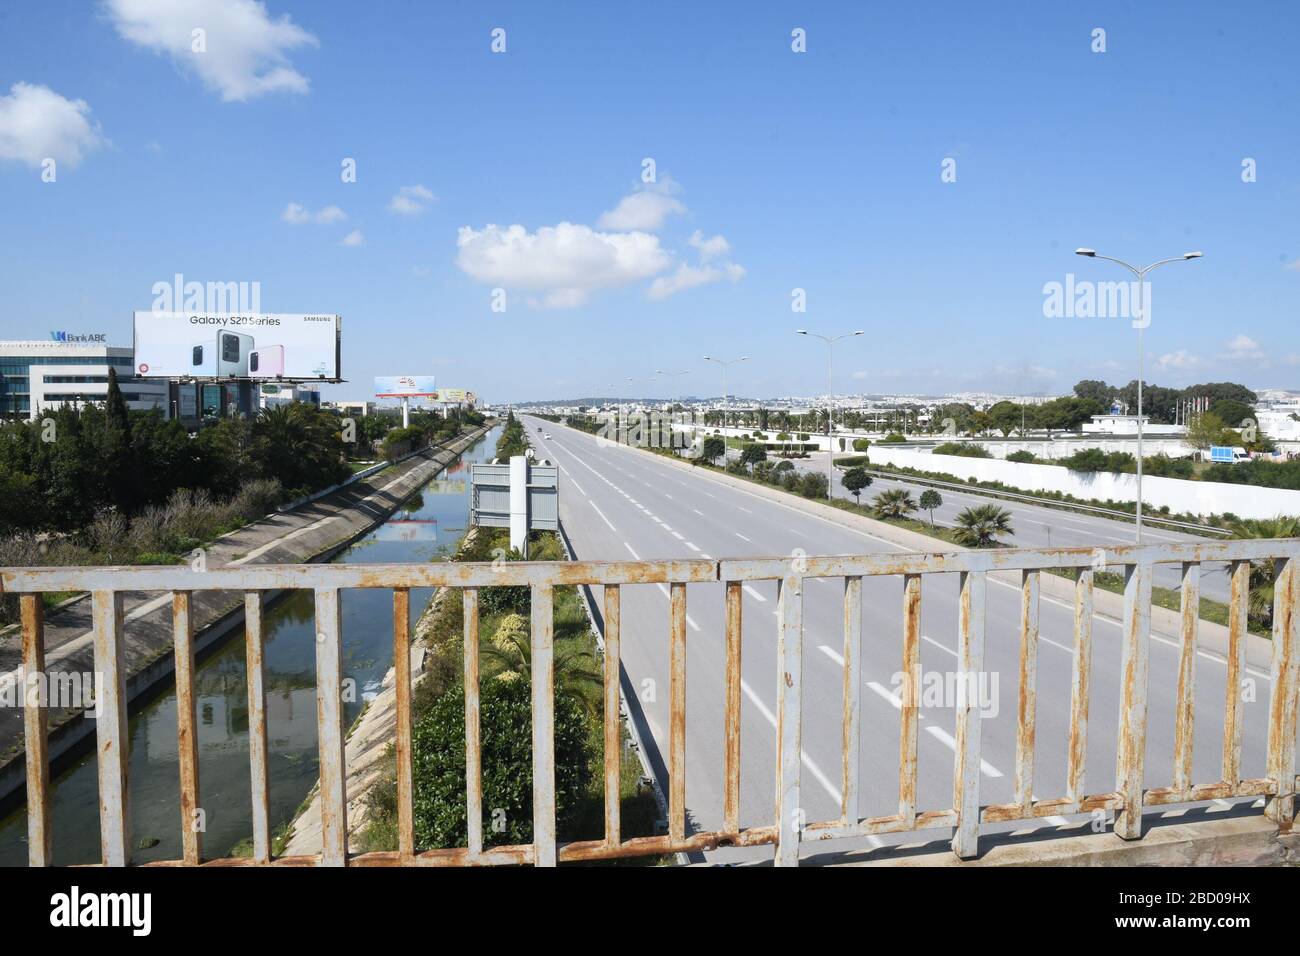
xmin=49 ymin=331 xmax=107 ymax=343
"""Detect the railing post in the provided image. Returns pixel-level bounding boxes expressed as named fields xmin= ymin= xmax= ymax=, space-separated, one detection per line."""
xmin=1266 ymin=556 xmax=1299 ymax=830
xmin=1172 ymin=563 xmax=1199 ymax=795
xmin=724 ymin=581 xmax=743 ymax=835
xmin=1014 ymin=569 xmax=1040 ymax=812
xmin=172 ymin=591 xmax=202 ymax=865
xmin=1222 ymin=560 xmax=1250 ymax=786
xmin=245 ymin=591 xmax=271 ymax=863
xmin=92 ymin=590 xmax=130 ymax=866
xmin=952 ymin=570 xmax=986 ymax=859
xmin=841 ymin=576 xmax=862 ymax=824
xmin=1066 ymin=569 xmax=1094 ymax=807
xmin=531 ymin=583 xmax=557 ymax=866
xmin=463 ymin=588 xmax=483 ymax=857
xmin=602 ymin=584 xmax=622 ymax=848
xmin=315 ymin=588 xmax=347 ymax=866
xmin=20 ymin=595 xmax=51 ymax=867
xmin=774 ymin=573 xmax=804 ymax=867
xmin=1115 ymin=563 xmax=1152 ymax=840
xmin=899 ymin=574 xmax=921 ymax=825
xmin=394 ymin=587 xmax=415 ymax=862
xmin=669 ymin=582 xmax=687 ymax=843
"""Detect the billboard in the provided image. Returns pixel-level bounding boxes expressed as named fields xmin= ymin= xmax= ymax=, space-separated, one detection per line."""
xmin=133 ymin=312 xmax=341 ymax=381
xmin=435 ymin=388 xmax=468 ymax=402
xmin=375 ymin=375 xmax=437 ymax=397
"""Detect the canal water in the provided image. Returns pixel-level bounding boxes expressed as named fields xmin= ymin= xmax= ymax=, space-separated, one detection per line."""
xmin=0 ymin=425 xmax=501 ymax=866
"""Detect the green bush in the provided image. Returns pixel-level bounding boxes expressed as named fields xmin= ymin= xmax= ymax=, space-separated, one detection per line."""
xmin=852 ymin=438 xmax=871 ymax=452
xmin=1005 ymin=450 xmax=1037 ymax=463
xmin=881 ymin=433 xmax=907 ymax=444
xmin=933 ymin=441 xmax=991 ymax=458
xmin=799 ymin=472 xmax=829 ymax=498
xmin=412 ymin=678 xmax=591 ymax=849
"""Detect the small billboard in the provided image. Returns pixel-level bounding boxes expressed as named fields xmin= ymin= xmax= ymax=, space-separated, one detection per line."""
xmin=375 ymin=375 xmax=437 ymax=397
xmin=435 ymin=388 xmax=468 ymax=403
xmin=133 ymin=311 xmax=341 ymax=381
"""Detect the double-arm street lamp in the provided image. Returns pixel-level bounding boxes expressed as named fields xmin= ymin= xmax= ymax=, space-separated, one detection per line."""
xmin=796 ymin=329 xmax=864 ymax=499
xmin=1074 ymin=248 xmax=1202 ymax=543
xmin=703 ymin=355 xmax=748 ymax=431
xmin=655 ymin=368 xmax=691 ymax=406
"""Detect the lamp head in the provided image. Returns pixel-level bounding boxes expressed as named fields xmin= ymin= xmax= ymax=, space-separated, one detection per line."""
xmin=1075 ymin=248 xmax=1096 ymax=257
xmin=1183 ymin=251 xmax=1203 ymax=260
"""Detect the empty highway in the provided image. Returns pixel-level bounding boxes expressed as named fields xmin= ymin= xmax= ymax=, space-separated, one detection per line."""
xmin=521 ymin=416 xmax=1276 ymax=862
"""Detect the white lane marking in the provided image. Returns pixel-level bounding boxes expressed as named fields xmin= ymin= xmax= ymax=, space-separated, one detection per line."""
xmin=700 ymin=553 xmax=713 ymax=560
xmin=867 ymin=681 xmax=903 ymax=710
xmin=685 ymin=542 xmax=701 ymax=552
xmin=568 ymin=476 xmax=587 ymax=495
xmin=925 ymin=725 xmax=1004 ymax=778
xmin=656 ymin=584 xmax=670 ymax=597
xmin=735 ymin=532 xmax=751 ymax=542
xmin=671 ymin=531 xmax=685 ymax=541
xmin=743 ymin=585 xmax=767 ymax=603
xmin=588 ymin=501 xmax=618 ymax=533
xmin=818 ymin=644 xmax=844 ymax=666
xmin=686 ymin=614 xmax=701 ymax=632
xmin=624 ymin=542 xmax=640 ymax=559
xmin=737 ymin=506 xmax=752 ymax=514
xmin=922 ymin=635 xmax=958 ymax=658
xmin=740 ymin=679 xmax=842 ymax=804
xmin=692 ymin=509 xmax=705 ymax=516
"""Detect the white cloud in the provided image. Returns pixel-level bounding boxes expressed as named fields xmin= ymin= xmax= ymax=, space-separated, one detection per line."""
xmin=597 ymin=177 xmax=685 ymax=231
xmin=0 ymin=82 xmax=106 ymax=170
xmin=282 ymin=202 xmax=346 ymax=224
xmin=687 ymin=230 xmax=730 ymax=261
xmin=389 ymin=184 xmax=435 ymax=215
xmin=341 ymin=229 xmax=364 ymax=246
xmin=1224 ymin=334 xmax=1264 ymax=361
xmin=456 ymin=222 xmax=671 ymax=309
xmin=1284 ymin=259 xmax=1300 ymax=272
xmin=104 ymin=0 xmax=318 ymax=102
xmin=646 ymin=261 xmax=745 ymax=301
xmin=1157 ymin=350 xmax=1203 ymax=370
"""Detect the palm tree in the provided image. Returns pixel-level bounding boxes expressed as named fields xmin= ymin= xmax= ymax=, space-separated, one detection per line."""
xmin=871 ymin=488 xmax=917 ymax=520
xmin=952 ymin=504 xmax=1014 ymax=548
xmin=481 ymin=630 xmax=603 ymax=716
xmin=1229 ymin=517 xmax=1300 ymax=629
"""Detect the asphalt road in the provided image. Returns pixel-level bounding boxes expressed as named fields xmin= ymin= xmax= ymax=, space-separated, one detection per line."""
xmin=522 ymin=417 xmax=1275 ymax=863
xmin=785 ymin=452 xmax=1234 ymax=605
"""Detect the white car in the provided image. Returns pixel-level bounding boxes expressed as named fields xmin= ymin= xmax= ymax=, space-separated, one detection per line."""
xmin=543 ymin=433 xmax=552 ymax=439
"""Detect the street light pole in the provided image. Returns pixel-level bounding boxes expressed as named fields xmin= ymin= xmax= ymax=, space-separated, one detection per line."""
xmin=1074 ymin=248 xmax=1202 ymax=543
xmin=796 ymin=329 xmax=864 ymax=499
xmin=703 ymin=355 xmax=748 ymax=434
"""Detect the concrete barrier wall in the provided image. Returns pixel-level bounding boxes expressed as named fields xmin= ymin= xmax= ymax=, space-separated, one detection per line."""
xmin=866 ymin=446 xmax=1300 ymax=520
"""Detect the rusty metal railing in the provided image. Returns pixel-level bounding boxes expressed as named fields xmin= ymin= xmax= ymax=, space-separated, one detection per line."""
xmin=2 ymin=537 xmax=1297 ymax=867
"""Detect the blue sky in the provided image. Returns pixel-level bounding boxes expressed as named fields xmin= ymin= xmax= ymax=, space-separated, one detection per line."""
xmin=1 ymin=1 xmax=1298 ymax=404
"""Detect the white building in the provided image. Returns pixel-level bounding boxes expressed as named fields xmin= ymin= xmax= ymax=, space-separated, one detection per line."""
xmin=1082 ymin=414 xmax=1185 ymax=437
xmin=0 ymin=339 xmax=168 ymax=420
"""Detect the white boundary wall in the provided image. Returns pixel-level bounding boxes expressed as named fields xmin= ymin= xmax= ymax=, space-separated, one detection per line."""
xmin=867 ymin=446 xmax=1300 ymax=521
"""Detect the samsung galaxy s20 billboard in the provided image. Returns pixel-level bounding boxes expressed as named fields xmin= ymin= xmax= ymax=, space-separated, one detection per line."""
xmin=133 ymin=312 xmax=341 ymax=381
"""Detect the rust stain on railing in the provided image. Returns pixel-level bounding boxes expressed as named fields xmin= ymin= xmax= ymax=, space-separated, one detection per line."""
xmin=4 ymin=537 xmax=1297 ymax=867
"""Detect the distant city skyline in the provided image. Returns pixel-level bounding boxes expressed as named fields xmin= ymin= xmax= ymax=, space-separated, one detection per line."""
xmin=2 ymin=2 xmax=1297 ymax=405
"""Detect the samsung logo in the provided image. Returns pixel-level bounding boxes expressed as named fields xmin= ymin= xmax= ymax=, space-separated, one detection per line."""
xmin=50 ymin=331 xmax=107 ymax=343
